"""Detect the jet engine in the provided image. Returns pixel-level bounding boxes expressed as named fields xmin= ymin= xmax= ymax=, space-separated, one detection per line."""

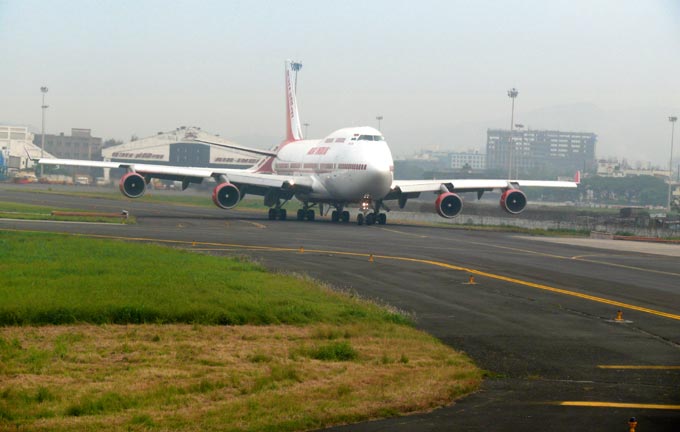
xmin=119 ymin=172 xmax=146 ymax=198
xmin=212 ymin=183 xmax=240 ymax=209
xmin=435 ymin=192 xmax=463 ymax=218
xmin=500 ymin=189 xmax=527 ymax=214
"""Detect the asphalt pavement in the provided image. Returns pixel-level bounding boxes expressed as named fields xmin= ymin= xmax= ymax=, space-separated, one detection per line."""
xmin=1 ymin=185 xmax=678 ymax=431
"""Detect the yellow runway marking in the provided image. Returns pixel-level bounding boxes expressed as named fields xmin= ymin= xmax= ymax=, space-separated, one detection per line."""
xmin=598 ymin=365 xmax=680 ymax=370
xmin=570 ymin=257 xmax=680 ymax=277
xmin=558 ymin=401 xmax=680 ymax=410
xmin=3 ymin=228 xmax=680 ymax=321
xmin=448 ymin=238 xmax=680 ymax=277
xmin=449 ymin=239 xmax=566 ymax=259
xmin=571 ymin=254 xmax=607 ymax=260
xmin=189 ymin=248 xmax=239 ymax=252
xmin=240 ymin=220 xmax=267 ymax=229
xmin=380 ymin=227 xmax=429 ymax=238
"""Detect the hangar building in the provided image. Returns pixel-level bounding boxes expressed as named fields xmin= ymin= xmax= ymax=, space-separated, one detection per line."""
xmin=102 ymin=126 xmax=262 ymax=180
xmin=1 ymin=125 xmax=56 ymax=172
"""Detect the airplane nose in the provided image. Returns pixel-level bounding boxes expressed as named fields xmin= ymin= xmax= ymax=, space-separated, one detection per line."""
xmin=366 ymin=161 xmax=393 ymax=197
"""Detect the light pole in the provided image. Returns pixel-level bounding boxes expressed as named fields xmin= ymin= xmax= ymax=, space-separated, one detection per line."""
xmin=668 ymin=116 xmax=677 ymax=212
xmin=376 ymin=115 xmax=383 ymax=131
xmin=507 ymin=88 xmax=518 ymax=179
xmin=514 ymin=123 xmax=524 ymax=178
xmin=303 ymin=122 xmax=309 ymax=138
xmin=40 ymin=86 xmax=49 ymax=178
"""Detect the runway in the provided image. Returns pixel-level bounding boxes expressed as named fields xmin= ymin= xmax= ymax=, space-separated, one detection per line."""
xmin=1 ymin=186 xmax=679 ymax=431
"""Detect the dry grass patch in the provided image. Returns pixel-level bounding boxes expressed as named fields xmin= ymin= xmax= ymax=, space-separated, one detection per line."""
xmin=0 ymin=323 xmax=481 ymax=431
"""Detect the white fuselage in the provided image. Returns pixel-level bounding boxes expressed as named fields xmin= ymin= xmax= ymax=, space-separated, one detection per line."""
xmin=271 ymin=126 xmax=394 ymax=203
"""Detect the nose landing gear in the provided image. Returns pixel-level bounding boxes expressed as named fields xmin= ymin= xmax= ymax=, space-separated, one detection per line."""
xmin=357 ymin=196 xmax=388 ymax=226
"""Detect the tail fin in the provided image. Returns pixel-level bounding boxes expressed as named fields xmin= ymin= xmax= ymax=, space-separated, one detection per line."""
xmin=284 ymin=59 xmax=303 ymax=142
xmin=253 ymin=60 xmax=303 ymax=174
xmin=574 ymin=170 xmax=581 ymax=184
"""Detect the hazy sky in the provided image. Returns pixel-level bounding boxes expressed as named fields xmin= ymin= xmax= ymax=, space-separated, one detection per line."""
xmin=1 ymin=0 xmax=679 ymax=164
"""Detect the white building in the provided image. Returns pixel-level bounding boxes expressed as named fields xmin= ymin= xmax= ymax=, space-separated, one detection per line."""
xmin=596 ymin=159 xmax=671 ymax=178
xmin=101 ymin=126 xmax=262 ymax=180
xmin=0 ymin=125 xmax=56 ymax=172
xmin=450 ymin=150 xmax=486 ymax=170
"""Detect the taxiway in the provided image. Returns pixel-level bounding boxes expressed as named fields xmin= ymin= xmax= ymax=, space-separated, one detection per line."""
xmin=1 ymin=186 xmax=678 ymax=431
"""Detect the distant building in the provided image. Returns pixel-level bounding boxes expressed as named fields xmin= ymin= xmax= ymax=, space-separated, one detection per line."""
xmin=1 ymin=125 xmax=56 ymax=171
xmin=101 ymin=126 xmax=261 ymax=180
xmin=597 ymin=159 xmax=671 ymax=178
xmin=486 ymin=129 xmax=596 ymax=174
xmin=449 ymin=151 xmax=486 ymax=170
xmin=34 ymin=128 xmax=103 ymax=161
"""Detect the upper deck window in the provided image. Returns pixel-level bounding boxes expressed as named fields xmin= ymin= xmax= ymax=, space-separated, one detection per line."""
xmin=357 ymin=135 xmax=384 ymax=141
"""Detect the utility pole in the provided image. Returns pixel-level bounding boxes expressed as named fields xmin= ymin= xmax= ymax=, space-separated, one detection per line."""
xmin=514 ymin=123 xmax=524 ymax=178
xmin=40 ymin=86 xmax=49 ymax=178
xmin=668 ymin=116 xmax=677 ymax=212
xmin=507 ymin=88 xmax=518 ymax=179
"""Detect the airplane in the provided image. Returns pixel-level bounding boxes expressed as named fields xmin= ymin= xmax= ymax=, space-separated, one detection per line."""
xmin=37 ymin=60 xmax=579 ymax=226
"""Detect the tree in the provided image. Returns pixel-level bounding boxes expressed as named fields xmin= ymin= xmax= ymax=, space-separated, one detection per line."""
xmin=582 ymin=175 xmax=667 ymax=206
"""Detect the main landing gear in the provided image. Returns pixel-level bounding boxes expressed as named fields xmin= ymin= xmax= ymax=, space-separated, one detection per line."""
xmin=267 ymin=196 xmax=290 ymax=220
xmin=296 ymin=208 xmax=316 ymax=221
xmin=268 ymin=207 xmax=287 ymax=220
xmin=296 ymin=202 xmax=318 ymax=221
xmin=330 ymin=210 xmax=350 ymax=223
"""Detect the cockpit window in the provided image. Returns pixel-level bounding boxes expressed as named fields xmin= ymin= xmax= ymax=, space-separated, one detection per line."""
xmin=357 ymin=135 xmax=384 ymax=141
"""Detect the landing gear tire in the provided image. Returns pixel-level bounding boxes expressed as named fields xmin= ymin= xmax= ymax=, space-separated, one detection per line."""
xmin=357 ymin=213 xmax=364 ymax=226
xmin=341 ymin=211 xmax=350 ymax=223
xmin=306 ymin=210 xmax=315 ymax=221
xmin=268 ymin=208 xmax=286 ymax=220
xmin=331 ymin=211 xmax=339 ymax=222
xmin=377 ymin=213 xmax=386 ymax=225
xmin=365 ymin=213 xmax=376 ymax=226
xmin=297 ymin=209 xmax=305 ymax=221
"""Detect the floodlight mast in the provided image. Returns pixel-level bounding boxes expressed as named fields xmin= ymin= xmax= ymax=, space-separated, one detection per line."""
xmin=376 ymin=115 xmax=383 ymax=131
xmin=669 ymin=116 xmax=677 ymax=212
xmin=40 ymin=86 xmax=49 ymax=178
xmin=507 ymin=88 xmax=518 ymax=179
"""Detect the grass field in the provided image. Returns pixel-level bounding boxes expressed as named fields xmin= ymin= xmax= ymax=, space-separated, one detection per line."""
xmin=7 ymin=186 xmax=286 ymax=211
xmin=0 ymin=201 xmax=131 ymax=224
xmin=0 ymin=231 xmax=482 ymax=431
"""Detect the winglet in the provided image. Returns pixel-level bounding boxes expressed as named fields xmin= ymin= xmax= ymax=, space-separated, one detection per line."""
xmin=24 ymin=146 xmax=38 ymax=162
xmin=284 ymin=60 xmax=303 ymax=142
xmin=574 ymin=170 xmax=581 ymax=184
xmin=192 ymin=139 xmax=278 ymax=157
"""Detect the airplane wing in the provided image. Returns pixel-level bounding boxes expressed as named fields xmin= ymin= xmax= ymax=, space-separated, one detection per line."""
xmin=37 ymin=158 xmax=312 ymax=193
xmin=386 ymin=175 xmax=579 ymax=216
xmin=389 ymin=178 xmax=578 ymax=195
